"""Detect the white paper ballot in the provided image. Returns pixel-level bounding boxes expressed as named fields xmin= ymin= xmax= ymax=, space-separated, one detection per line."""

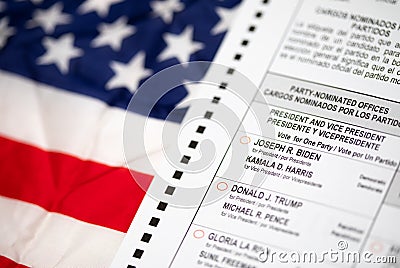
xmin=112 ymin=0 xmax=400 ymax=267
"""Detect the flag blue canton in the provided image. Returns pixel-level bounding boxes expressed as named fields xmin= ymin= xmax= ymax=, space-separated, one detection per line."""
xmin=0 ymin=0 xmax=241 ymax=120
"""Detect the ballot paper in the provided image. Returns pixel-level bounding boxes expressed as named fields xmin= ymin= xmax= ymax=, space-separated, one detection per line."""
xmin=112 ymin=0 xmax=400 ymax=267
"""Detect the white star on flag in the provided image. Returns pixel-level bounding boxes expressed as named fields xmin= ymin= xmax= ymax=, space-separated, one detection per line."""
xmin=211 ymin=5 xmax=240 ymax=35
xmin=26 ymin=3 xmax=72 ymax=34
xmin=158 ymin=25 xmax=204 ymax=63
xmin=79 ymin=0 xmax=124 ymax=17
xmin=0 ymin=17 xmax=16 ymax=49
xmin=37 ymin=34 xmax=83 ymax=74
xmin=150 ymin=0 xmax=184 ymax=24
xmin=107 ymin=51 xmax=152 ymax=93
xmin=92 ymin=17 xmax=136 ymax=51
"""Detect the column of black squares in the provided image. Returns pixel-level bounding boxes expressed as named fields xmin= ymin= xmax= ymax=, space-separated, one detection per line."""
xmin=128 ymin=0 xmax=269 ymax=266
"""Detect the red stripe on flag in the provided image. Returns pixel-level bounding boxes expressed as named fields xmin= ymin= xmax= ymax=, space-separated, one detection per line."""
xmin=0 ymin=256 xmax=29 ymax=268
xmin=0 ymin=136 xmax=152 ymax=233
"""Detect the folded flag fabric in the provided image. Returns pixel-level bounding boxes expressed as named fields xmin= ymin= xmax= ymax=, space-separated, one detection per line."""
xmin=0 ymin=0 xmax=240 ymax=267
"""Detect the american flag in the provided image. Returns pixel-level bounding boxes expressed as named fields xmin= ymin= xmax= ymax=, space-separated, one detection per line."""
xmin=0 ymin=0 xmax=240 ymax=267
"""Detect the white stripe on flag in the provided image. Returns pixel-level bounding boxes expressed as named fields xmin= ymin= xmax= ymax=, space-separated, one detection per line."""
xmin=0 ymin=196 xmax=124 ymax=268
xmin=0 ymin=70 xmax=176 ymax=175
